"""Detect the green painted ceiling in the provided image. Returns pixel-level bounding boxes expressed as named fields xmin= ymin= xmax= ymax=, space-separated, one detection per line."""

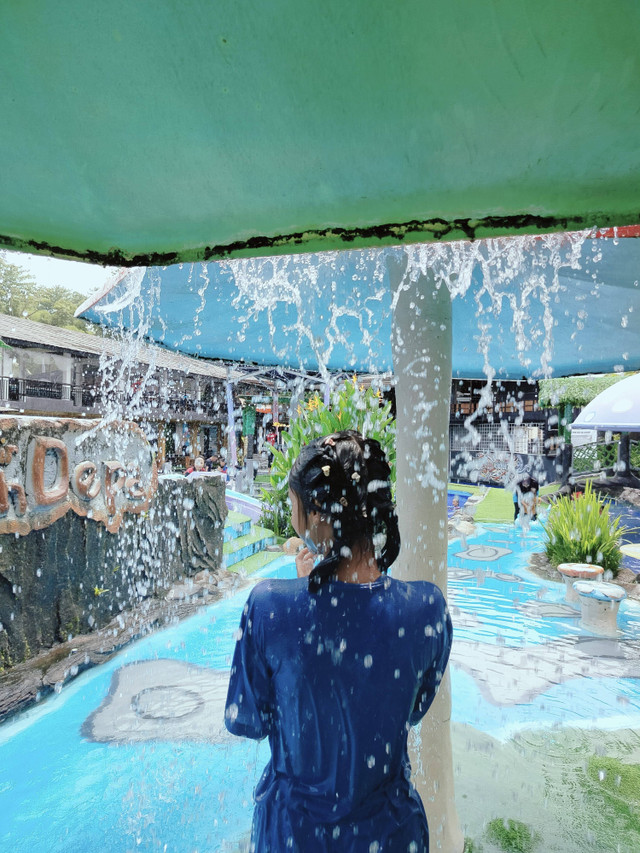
xmin=1 ymin=1 xmax=639 ymax=264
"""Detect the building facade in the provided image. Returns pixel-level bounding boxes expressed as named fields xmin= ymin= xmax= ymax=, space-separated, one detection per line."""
xmin=0 ymin=314 xmax=266 ymax=470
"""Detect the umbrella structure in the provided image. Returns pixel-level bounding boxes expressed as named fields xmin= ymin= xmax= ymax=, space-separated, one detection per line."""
xmin=571 ymin=372 xmax=640 ymax=485
xmin=1 ymin=2 xmax=640 ymax=264
xmin=571 ymin=373 xmax=640 ymax=433
xmin=3 ymin=3 xmax=640 ymax=850
xmin=77 ymin=229 xmax=640 ymax=850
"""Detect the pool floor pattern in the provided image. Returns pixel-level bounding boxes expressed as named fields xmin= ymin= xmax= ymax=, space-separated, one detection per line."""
xmin=1 ymin=522 xmax=640 ymax=852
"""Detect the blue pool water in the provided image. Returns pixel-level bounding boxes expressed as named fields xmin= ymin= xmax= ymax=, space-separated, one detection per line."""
xmin=1 ymin=519 xmax=639 ymax=852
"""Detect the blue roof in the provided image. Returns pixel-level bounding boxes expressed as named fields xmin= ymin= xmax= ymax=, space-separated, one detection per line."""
xmin=78 ymin=238 xmax=640 ymax=378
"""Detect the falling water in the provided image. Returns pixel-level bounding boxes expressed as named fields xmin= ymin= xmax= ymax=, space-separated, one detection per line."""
xmin=3 ymin=228 xmax=640 ymax=852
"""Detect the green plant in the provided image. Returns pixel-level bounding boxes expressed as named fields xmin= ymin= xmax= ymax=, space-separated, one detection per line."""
xmin=259 ymin=379 xmax=395 ymax=537
xmin=543 ymin=481 xmax=630 ymax=576
xmin=485 ymin=818 xmax=540 ymax=853
xmin=596 ymin=438 xmax=619 ymax=471
xmin=585 ymin=756 xmax=640 ymax=840
xmin=259 ymin=500 xmax=293 ymax=538
xmin=538 ymin=373 xmax=630 ymax=408
xmin=463 ymin=838 xmax=483 ymax=852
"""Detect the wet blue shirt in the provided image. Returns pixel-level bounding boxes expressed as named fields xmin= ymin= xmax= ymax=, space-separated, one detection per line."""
xmin=225 ymin=575 xmax=452 ymax=853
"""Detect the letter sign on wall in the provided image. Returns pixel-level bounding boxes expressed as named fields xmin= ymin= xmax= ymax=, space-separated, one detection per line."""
xmin=0 ymin=417 xmax=158 ymax=535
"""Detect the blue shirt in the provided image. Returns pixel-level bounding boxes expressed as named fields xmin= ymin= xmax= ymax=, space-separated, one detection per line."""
xmin=225 ymin=575 xmax=452 ymax=852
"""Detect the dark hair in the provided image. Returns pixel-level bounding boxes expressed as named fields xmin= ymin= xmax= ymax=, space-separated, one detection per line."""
xmin=288 ymin=430 xmax=400 ymax=589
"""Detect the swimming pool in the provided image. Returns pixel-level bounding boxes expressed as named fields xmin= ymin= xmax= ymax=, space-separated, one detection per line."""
xmin=447 ymin=489 xmax=472 ymax=517
xmin=1 ymin=519 xmax=639 ymax=852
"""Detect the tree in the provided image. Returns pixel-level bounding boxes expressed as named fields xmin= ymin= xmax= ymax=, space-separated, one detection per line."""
xmin=538 ymin=373 xmax=629 ymax=408
xmin=0 ymin=254 xmax=95 ymax=333
xmin=0 ymin=254 xmax=37 ymax=317
xmin=259 ymin=378 xmax=395 ymax=537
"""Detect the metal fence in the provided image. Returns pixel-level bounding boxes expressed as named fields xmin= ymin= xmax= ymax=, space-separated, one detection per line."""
xmin=0 ymin=375 xmax=222 ymax=421
xmin=571 ymin=439 xmax=619 ymax=475
xmin=450 ymin=422 xmax=546 ymax=455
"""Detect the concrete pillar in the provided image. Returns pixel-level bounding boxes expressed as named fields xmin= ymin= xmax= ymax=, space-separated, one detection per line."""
xmin=226 ymin=369 xmax=238 ymax=468
xmin=559 ymin=441 xmax=572 ymax=486
xmin=389 ymin=256 xmax=464 ymax=853
xmin=617 ymin=433 xmax=630 ymax=475
xmin=612 ymin=432 xmax=640 ymax=486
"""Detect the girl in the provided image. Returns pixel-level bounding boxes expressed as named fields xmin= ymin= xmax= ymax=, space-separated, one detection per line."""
xmin=225 ymin=430 xmax=451 ymax=852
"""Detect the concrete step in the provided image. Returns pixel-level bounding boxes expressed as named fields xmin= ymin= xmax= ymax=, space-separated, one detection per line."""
xmin=223 ymin=526 xmax=277 ymax=568
xmin=229 ymin=549 xmax=284 ymax=576
xmin=223 ymin=510 xmax=252 ymax=542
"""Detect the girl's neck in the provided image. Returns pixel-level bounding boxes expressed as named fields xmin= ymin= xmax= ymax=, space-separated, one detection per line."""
xmin=335 ymin=550 xmax=381 ymax=584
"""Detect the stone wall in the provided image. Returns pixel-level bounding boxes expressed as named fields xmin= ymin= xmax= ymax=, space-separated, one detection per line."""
xmin=0 ymin=419 xmax=227 ymax=670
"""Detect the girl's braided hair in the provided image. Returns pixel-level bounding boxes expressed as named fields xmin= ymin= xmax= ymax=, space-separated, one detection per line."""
xmin=288 ymin=430 xmax=400 ymax=589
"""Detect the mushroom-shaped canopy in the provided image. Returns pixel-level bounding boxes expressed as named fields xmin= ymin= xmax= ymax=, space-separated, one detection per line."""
xmin=570 ymin=372 xmax=640 ymax=432
xmin=78 ymin=234 xmax=640 ymax=379
xmin=1 ymin=2 xmax=640 ymax=263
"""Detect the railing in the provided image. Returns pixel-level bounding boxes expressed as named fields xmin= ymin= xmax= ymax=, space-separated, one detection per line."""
xmin=6 ymin=377 xmax=71 ymax=401
xmin=0 ymin=376 xmax=221 ymax=420
xmin=1 ymin=377 xmax=101 ymax=409
xmin=132 ymin=394 xmax=220 ymax=417
xmin=81 ymin=386 xmax=101 ymax=408
xmin=571 ymin=439 xmax=619 ymax=475
xmin=450 ymin=421 xmax=547 ymax=456
xmin=25 ymin=379 xmax=67 ymax=399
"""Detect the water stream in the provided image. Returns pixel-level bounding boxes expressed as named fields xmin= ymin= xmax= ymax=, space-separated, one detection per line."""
xmin=2 ymin=230 xmax=640 ymax=850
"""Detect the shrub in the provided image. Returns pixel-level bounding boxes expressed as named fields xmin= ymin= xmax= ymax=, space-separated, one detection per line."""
xmin=259 ymin=379 xmax=395 ymax=537
xmin=585 ymin=756 xmax=640 ymax=839
xmin=543 ymin=481 xmax=630 ymax=576
xmin=485 ymin=818 xmax=540 ymax=853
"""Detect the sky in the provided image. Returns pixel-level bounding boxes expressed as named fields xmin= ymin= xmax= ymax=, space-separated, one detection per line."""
xmin=4 ymin=249 xmax=117 ymax=297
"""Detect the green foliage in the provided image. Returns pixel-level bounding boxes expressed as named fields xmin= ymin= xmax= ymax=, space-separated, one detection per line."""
xmin=585 ymin=756 xmax=640 ymax=840
xmin=0 ymin=254 xmax=36 ymax=316
xmin=571 ymin=438 xmax=620 ymax=475
xmin=544 ymin=481 xmax=629 ymax=576
xmin=538 ymin=373 xmax=630 ymax=409
xmin=0 ymin=254 xmax=94 ymax=333
xmin=259 ymin=379 xmax=395 ymax=537
xmin=259 ymin=500 xmax=293 ymax=539
xmin=485 ymin=818 xmax=540 ymax=853
xmin=463 ymin=838 xmax=484 ymax=853
xmin=596 ymin=440 xmax=619 ymax=470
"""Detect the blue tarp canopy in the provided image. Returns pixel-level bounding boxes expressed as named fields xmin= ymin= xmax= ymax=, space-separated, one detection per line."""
xmin=78 ymin=236 xmax=640 ymax=379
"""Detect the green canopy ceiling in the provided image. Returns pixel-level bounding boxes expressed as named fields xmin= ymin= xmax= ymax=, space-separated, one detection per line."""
xmin=1 ymin=1 xmax=639 ymax=265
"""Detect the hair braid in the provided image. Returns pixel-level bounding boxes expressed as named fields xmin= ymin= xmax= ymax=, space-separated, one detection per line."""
xmin=362 ymin=438 xmax=400 ymax=572
xmin=289 ymin=430 xmax=399 ymax=589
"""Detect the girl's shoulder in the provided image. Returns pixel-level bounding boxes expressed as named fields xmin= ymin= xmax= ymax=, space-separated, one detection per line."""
xmin=248 ymin=577 xmax=309 ymax=608
xmin=389 ymin=576 xmax=447 ymax=610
